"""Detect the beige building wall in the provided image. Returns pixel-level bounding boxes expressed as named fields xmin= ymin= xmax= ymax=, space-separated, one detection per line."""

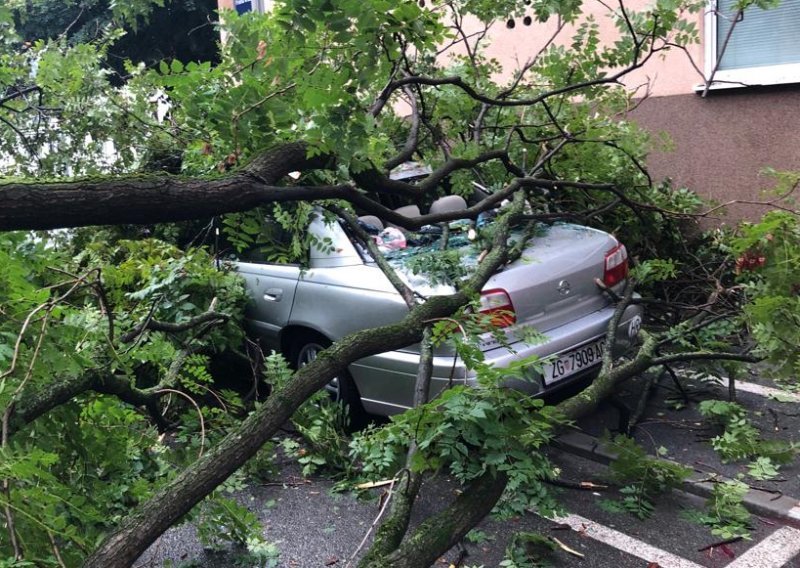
xmin=454 ymin=0 xmax=705 ymax=97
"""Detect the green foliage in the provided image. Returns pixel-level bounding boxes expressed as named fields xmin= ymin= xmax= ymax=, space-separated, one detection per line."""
xmin=600 ymin=434 xmax=691 ymax=519
xmin=262 ymin=351 xmax=353 ymax=476
xmin=731 ymin=211 xmax=800 ymax=379
xmin=0 ymin=233 xmax=250 ymax=562
xmin=235 ymin=538 xmax=281 ymax=568
xmin=465 ymin=529 xmax=495 ymax=545
xmin=630 ymin=258 xmax=679 ymax=285
xmin=241 ymin=441 xmax=279 ymax=483
xmin=222 ymin=203 xmax=337 ymax=265
xmin=698 ymin=400 xmax=797 ymax=464
xmin=500 ymin=532 xmax=558 ymax=568
xmin=685 ymin=479 xmax=751 ymax=540
xmin=352 ymin=379 xmax=565 ymax=518
xmin=290 ymin=399 xmax=353 ymax=477
xmin=747 ymin=456 xmax=780 ymax=481
xmin=404 ymin=249 xmax=469 ymax=287
xmin=195 ymin=493 xmax=269 ymax=553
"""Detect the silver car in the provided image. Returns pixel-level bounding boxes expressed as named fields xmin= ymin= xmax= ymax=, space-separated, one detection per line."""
xmin=235 ymin=208 xmax=642 ymax=421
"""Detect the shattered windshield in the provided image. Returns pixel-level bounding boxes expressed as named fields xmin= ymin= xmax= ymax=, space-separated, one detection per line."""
xmin=357 ymin=215 xmax=541 ymax=294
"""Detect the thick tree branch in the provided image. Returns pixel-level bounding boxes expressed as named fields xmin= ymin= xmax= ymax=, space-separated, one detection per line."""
xmin=82 ymin=200 xmax=523 ymax=568
xmin=0 ymin=143 xmax=339 ymax=231
xmin=121 ymin=311 xmax=229 ymax=343
xmin=374 ymin=469 xmax=508 ymax=568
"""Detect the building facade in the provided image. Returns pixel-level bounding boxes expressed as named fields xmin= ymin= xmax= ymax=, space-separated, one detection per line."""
xmin=217 ymin=0 xmax=800 ymax=221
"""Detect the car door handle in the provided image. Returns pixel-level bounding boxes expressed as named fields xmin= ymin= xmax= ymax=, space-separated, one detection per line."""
xmin=263 ymin=288 xmax=283 ymax=302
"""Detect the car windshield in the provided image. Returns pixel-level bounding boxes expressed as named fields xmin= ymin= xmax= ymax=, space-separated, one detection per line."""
xmin=355 ymin=216 xmax=545 ymax=293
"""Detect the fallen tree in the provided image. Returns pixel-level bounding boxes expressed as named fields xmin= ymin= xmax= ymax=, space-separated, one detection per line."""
xmin=1 ymin=0 xmax=798 ymax=566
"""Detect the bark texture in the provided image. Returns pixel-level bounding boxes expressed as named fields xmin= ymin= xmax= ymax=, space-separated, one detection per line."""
xmin=368 ymin=470 xmax=508 ymax=568
xmin=0 ymin=143 xmax=341 ymax=230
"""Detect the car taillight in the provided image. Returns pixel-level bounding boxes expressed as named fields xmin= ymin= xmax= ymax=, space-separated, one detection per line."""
xmin=479 ymin=288 xmax=516 ymax=328
xmin=604 ymin=243 xmax=629 ymax=287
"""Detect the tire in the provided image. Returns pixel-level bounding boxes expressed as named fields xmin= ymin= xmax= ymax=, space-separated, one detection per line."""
xmin=290 ymin=334 xmax=368 ymax=431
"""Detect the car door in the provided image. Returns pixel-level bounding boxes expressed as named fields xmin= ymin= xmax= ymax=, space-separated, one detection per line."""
xmin=237 ymin=261 xmax=300 ymax=350
xmin=231 ymin=217 xmax=303 ymax=351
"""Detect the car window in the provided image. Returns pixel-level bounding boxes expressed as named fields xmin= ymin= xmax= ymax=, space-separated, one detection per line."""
xmin=221 ymin=207 xmax=307 ymax=265
xmin=238 ymin=221 xmax=297 ymax=264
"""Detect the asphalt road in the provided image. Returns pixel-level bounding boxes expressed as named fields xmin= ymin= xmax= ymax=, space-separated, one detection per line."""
xmin=135 ymin=448 xmax=799 ymax=567
xmin=135 ymin=371 xmax=800 ymax=568
xmin=575 ymin=371 xmax=800 ymax=499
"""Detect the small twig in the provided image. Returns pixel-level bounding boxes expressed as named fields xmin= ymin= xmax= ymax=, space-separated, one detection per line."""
xmin=153 ymin=389 xmax=205 ymax=458
xmin=693 ymin=462 xmax=785 ymax=498
xmin=196 ymin=384 xmax=228 ymax=413
xmin=451 ymin=543 xmax=468 ymax=567
xmin=121 ymin=298 xmax=161 ymax=351
xmin=628 ymin=370 xmax=660 ymax=434
xmin=550 ymin=536 xmax=584 ymax=558
xmin=767 ymin=408 xmax=780 ymax=432
xmin=259 ymin=479 xmax=313 ymax=488
xmin=755 ymin=515 xmax=777 ymax=526
xmin=1 ymin=271 xmax=92 ymax=382
xmin=48 ymin=531 xmax=68 ymax=568
xmin=698 ymin=535 xmax=742 ymax=552
xmin=662 ymin=364 xmax=690 ymax=405
xmin=345 ymin=478 xmax=396 ymax=567
xmin=92 ymin=279 xmax=115 ymax=343
xmin=121 ymin=310 xmax=228 ymax=343
xmin=545 ymin=478 xmax=609 ymax=491
xmin=637 ymin=418 xmax=710 ymax=431
xmin=701 ymin=8 xmax=744 ymax=97
xmin=332 ymin=206 xmax=417 ymax=308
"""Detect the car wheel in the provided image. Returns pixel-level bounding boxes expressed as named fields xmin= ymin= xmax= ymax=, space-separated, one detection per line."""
xmin=291 ymin=335 xmax=368 ymax=430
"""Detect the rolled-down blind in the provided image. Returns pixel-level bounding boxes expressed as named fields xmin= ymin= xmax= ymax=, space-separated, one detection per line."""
xmin=717 ymin=0 xmax=800 ymax=70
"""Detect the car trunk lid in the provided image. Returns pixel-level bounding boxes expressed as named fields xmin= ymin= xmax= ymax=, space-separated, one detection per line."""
xmin=479 ymin=223 xmax=617 ymax=349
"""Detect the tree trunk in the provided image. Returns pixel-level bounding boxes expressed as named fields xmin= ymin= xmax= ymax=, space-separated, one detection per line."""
xmin=0 ymin=143 xmax=342 ymax=231
xmin=365 ymin=470 xmax=508 ymax=568
xmin=358 ymin=326 xmax=433 ymax=567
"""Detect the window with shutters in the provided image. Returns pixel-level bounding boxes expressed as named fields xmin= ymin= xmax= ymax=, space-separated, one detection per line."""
xmin=703 ymin=0 xmax=800 ymax=89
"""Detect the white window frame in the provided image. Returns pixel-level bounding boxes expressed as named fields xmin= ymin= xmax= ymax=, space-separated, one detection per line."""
xmin=231 ymin=0 xmax=272 ymax=13
xmin=252 ymin=0 xmax=272 ymax=12
xmin=701 ymin=0 xmax=800 ymax=91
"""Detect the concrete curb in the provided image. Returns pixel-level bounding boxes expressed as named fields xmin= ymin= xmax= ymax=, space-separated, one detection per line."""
xmin=554 ymin=430 xmax=800 ymax=523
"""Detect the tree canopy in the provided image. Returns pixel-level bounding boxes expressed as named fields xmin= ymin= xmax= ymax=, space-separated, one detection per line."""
xmin=0 ymin=0 xmax=799 ymax=566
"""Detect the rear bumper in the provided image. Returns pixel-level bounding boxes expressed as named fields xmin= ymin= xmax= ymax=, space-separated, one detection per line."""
xmin=350 ymin=302 xmax=644 ymax=416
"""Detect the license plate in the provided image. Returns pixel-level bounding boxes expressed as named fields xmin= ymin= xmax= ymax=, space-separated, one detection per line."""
xmin=543 ymin=340 xmax=604 ymax=385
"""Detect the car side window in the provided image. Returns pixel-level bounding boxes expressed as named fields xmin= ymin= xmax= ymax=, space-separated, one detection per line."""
xmin=221 ymin=207 xmax=308 ymax=266
xmin=239 ymin=219 xmax=303 ymax=265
